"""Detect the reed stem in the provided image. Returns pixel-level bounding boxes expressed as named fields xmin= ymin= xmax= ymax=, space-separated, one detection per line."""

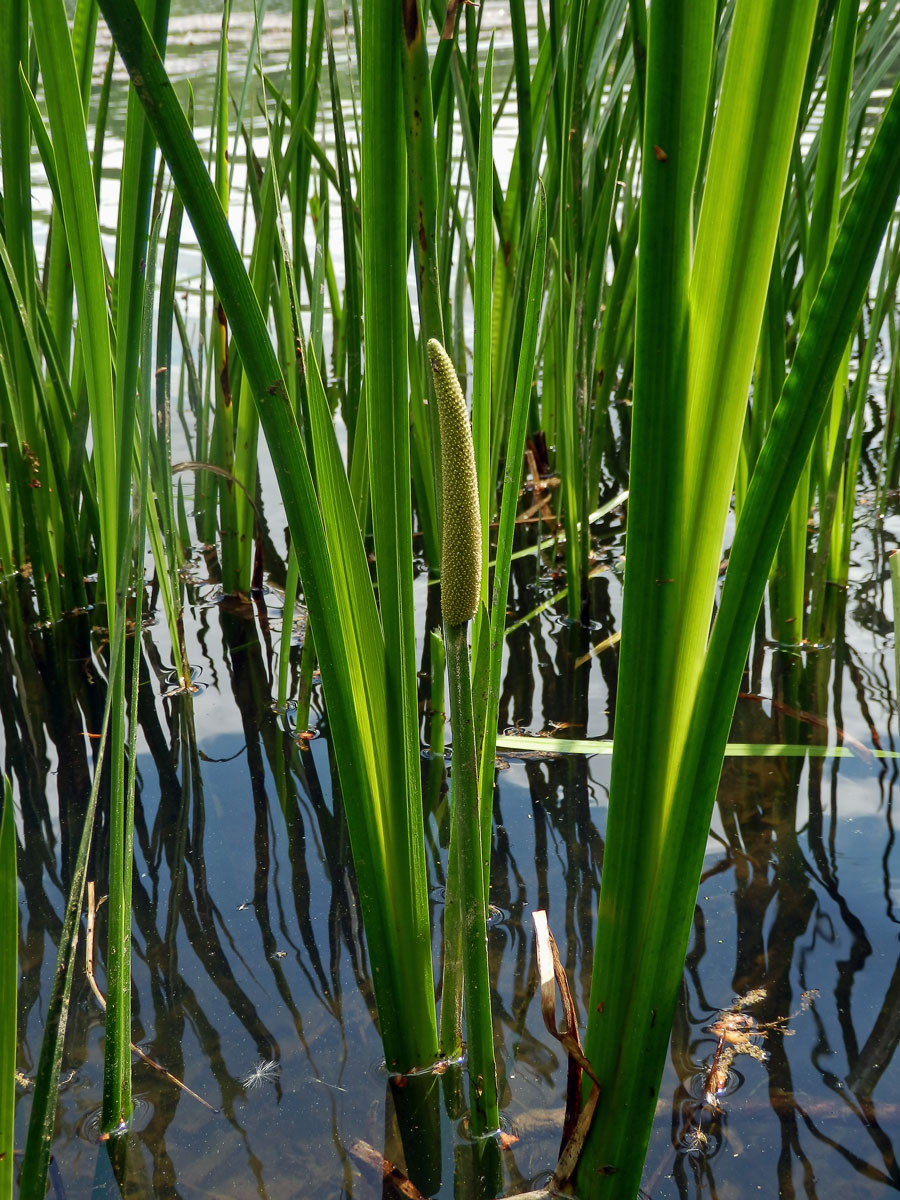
xmin=445 ymin=620 xmax=498 ymax=1133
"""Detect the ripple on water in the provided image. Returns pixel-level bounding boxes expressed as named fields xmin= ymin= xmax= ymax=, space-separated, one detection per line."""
xmin=689 ymin=1063 xmax=743 ymax=1106
xmin=76 ymin=1093 xmax=153 ymax=1144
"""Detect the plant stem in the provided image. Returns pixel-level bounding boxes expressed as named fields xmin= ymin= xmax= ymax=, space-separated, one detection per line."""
xmin=445 ymin=620 xmax=498 ymax=1134
xmin=0 ymin=779 xmax=15 ymax=1200
xmin=892 ymin=552 xmax=900 ymax=700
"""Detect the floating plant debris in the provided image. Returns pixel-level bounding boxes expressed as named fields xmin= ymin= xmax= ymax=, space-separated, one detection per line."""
xmin=682 ymin=987 xmax=819 ymax=1153
xmin=241 ymin=1059 xmax=280 ymax=1091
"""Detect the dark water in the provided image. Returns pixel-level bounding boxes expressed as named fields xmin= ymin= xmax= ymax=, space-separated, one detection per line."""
xmin=8 ymin=479 xmax=900 ymax=1198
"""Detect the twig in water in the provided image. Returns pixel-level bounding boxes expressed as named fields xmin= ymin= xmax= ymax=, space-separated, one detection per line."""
xmin=347 ymin=1139 xmax=429 ymax=1200
xmin=680 ymin=986 xmax=819 ymax=1153
xmin=86 ymin=882 xmax=218 ymax=1113
xmin=348 ymin=1139 xmax=561 ymax=1200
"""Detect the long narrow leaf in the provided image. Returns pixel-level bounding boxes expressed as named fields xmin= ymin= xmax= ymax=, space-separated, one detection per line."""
xmin=0 ymin=779 xmax=15 ymax=1200
xmin=476 ymin=186 xmax=547 ymax=878
xmin=98 ymin=0 xmax=438 ymax=1071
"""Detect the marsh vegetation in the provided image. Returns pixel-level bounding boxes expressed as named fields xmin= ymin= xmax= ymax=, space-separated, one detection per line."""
xmin=3 ymin=0 xmax=900 ymax=1196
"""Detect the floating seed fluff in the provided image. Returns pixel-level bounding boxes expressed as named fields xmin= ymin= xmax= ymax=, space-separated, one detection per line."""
xmin=427 ymin=339 xmax=482 ymax=626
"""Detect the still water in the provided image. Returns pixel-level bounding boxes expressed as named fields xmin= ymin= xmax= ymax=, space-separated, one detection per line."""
xmin=9 ymin=489 xmax=900 ymax=1197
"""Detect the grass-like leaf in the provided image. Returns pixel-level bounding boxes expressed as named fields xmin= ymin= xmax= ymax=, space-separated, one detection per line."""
xmin=98 ymin=0 xmax=439 ymax=1071
xmin=0 ymin=779 xmax=15 ymax=1200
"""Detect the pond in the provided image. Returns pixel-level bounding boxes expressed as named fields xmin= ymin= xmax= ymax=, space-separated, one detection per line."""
xmin=10 ymin=479 xmax=900 ymax=1196
xmin=7 ymin=4 xmax=900 ymax=1198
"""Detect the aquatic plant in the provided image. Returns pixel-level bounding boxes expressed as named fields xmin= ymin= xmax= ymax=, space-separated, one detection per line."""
xmin=428 ymin=337 xmax=497 ymax=1131
xmin=96 ymin=0 xmax=545 ymax=1154
xmin=576 ymin=2 xmax=900 ymax=1193
xmin=429 ymin=340 xmax=482 ymax=629
xmin=0 ymin=779 xmax=15 ymax=1198
xmin=2 ymin=0 xmax=899 ymax=1195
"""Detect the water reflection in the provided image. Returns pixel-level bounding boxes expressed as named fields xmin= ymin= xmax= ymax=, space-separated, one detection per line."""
xmin=645 ymin=592 xmax=900 ymax=1198
xmin=6 ymin=504 xmax=900 ymax=1195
